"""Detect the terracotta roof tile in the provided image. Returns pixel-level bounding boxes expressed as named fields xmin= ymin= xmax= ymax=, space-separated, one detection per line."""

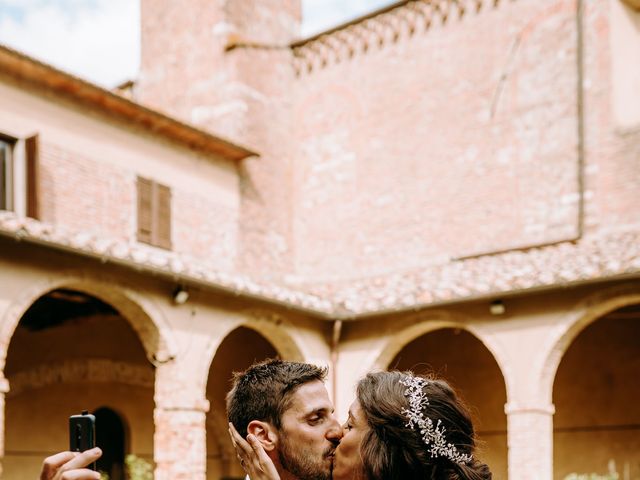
xmin=0 ymin=212 xmax=332 ymax=315
xmin=1 ymin=212 xmax=639 ymax=318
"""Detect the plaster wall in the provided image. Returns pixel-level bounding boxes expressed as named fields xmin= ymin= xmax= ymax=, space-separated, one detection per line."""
xmin=0 ymin=80 xmax=240 ymax=269
xmin=0 ymin=240 xmax=638 ymax=479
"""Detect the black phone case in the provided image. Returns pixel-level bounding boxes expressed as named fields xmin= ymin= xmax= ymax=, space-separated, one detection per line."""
xmin=69 ymin=412 xmax=96 ymax=470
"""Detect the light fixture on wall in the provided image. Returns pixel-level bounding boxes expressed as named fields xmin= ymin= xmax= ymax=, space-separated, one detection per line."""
xmin=490 ymin=299 xmax=505 ymax=315
xmin=173 ymin=286 xmax=189 ymax=305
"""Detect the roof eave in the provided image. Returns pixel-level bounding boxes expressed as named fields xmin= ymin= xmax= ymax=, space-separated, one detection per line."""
xmin=0 ymin=44 xmax=257 ymax=162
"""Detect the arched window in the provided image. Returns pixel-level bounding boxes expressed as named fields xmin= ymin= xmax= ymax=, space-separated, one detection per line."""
xmin=94 ymin=407 xmax=127 ymax=480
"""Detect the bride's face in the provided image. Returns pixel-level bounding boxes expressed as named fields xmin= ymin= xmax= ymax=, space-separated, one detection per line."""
xmin=332 ymin=399 xmax=368 ymax=480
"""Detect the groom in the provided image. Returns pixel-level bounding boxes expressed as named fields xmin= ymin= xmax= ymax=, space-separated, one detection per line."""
xmin=39 ymin=358 xmax=341 ymax=480
xmin=226 ymin=359 xmax=343 ymax=480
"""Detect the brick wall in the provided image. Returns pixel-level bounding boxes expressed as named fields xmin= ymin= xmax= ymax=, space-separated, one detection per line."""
xmin=39 ymin=142 xmax=133 ymax=241
xmin=37 ymin=140 xmax=239 ymax=267
xmin=134 ymin=0 xmax=640 ymax=284
xmin=138 ymin=0 xmax=302 ymax=278
xmin=290 ymin=0 xmax=583 ymax=279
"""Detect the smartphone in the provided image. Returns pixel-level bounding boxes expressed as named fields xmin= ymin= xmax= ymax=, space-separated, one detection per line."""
xmin=69 ymin=410 xmax=96 ymax=470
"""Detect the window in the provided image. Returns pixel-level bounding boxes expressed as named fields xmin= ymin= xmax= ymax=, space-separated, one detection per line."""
xmin=612 ymin=1 xmax=640 ymax=128
xmin=136 ymin=176 xmax=172 ymax=249
xmin=0 ymin=134 xmax=38 ymax=218
xmin=0 ymin=137 xmax=13 ymax=211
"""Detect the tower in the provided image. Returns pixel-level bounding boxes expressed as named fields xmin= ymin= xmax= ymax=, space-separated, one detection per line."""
xmin=137 ymin=0 xmax=301 ymax=143
xmin=137 ymin=0 xmax=304 ymax=277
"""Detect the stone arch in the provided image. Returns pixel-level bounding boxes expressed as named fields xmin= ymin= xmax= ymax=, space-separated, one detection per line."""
xmin=0 ymin=270 xmax=177 ymax=372
xmin=202 ymin=310 xmax=305 ymax=479
xmin=2 ymin=271 xmax=163 ymax=479
xmin=539 ymin=284 xmax=640 ymax=404
xmin=547 ymin=283 xmax=640 ymax=478
xmin=373 ymin=310 xmax=509 ymax=387
xmin=239 ymin=310 xmax=306 ymax=362
xmin=372 ymin=309 xmax=510 ymax=479
xmin=198 ymin=309 xmax=305 ymax=388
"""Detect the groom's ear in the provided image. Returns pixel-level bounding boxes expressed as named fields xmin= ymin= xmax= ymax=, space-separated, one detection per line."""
xmin=246 ymin=420 xmax=278 ymax=452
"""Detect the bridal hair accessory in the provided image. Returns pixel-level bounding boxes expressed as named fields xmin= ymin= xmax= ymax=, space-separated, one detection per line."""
xmin=399 ymin=375 xmax=473 ymax=464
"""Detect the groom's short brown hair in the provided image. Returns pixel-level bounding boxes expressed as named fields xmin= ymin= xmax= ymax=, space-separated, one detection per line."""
xmin=226 ymin=359 xmax=328 ymax=437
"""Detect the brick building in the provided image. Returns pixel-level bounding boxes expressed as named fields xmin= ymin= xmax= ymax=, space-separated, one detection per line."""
xmin=0 ymin=0 xmax=639 ymax=479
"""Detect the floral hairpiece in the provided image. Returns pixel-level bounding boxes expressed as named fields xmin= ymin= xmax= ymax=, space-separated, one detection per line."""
xmin=399 ymin=375 xmax=473 ymax=465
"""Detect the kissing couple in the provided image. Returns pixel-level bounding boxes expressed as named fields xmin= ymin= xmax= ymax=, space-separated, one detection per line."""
xmin=40 ymin=359 xmax=492 ymax=480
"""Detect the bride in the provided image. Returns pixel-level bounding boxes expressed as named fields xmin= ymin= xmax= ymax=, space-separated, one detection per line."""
xmin=231 ymin=370 xmax=492 ymax=480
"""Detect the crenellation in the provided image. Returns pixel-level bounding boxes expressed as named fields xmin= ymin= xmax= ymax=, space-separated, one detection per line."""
xmin=293 ymin=0 xmax=508 ymax=74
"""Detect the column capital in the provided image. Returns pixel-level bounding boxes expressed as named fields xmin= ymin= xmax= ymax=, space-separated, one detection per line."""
xmin=155 ymin=398 xmax=210 ymax=413
xmin=505 ymin=401 xmax=555 ymax=416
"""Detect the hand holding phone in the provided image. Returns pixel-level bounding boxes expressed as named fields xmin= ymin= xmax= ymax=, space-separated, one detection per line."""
xmin=40 ymin=449 xmax=102 ymax=480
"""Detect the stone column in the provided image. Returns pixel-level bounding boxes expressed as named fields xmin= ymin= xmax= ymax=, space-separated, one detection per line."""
xmin=154 ymin=363 xmax=209 ymax=480
xmin=0 ymin=376 xmax=10 ymax=478
xmin=505 ymin=402 xmax=555 ymax=480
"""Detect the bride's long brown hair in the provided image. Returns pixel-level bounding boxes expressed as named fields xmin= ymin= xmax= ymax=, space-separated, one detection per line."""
xmin=356 ymin=371 xmax=492 ymax=480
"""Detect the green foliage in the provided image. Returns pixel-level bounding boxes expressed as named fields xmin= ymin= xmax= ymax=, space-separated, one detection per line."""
xmin=126 ymin=454 xmax=154 ymax=480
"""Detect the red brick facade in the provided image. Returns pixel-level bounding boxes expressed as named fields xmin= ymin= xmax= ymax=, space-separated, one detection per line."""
xmin=138 ymin=0 xmax=640 ymax=285
xmin=1 ymin=1 xmax=639 ymax=479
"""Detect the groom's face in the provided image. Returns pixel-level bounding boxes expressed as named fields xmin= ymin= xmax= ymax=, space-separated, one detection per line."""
xmin=276 ymin=380 xmax=342 ymax=480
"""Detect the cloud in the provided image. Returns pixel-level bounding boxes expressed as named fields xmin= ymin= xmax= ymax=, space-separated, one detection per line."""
xmin=302 ymin=0 xmax=397 ymax=36
xmin=0 ymin=0 xmax=139 ymax=88
xmin=0 ymin=0 xmax=394 ymax=87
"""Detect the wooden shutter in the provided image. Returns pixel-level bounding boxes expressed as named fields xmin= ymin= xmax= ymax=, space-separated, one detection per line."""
xmin=25 ymin=135 xmax=39 ymax=219
xmin=155 ymin=183 xmax=172 ymax=250
xmin=137 ymin=176 xmax=153 ymax=244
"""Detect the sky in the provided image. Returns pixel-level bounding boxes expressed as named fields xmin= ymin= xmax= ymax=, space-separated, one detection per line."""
xmin=0 ymin=0 xmax=395 ymax=88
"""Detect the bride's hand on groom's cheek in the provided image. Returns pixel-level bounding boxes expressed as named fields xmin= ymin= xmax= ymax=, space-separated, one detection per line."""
xmin=229 ymin=422 xmax=281 ymax=480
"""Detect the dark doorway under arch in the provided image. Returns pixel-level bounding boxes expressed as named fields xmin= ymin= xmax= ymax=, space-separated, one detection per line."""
xmin=95 ymin=407 xmax=127 ymax=480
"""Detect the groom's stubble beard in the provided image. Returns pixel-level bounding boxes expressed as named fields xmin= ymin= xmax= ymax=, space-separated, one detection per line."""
xmin=277 ymin=431 xmax=335 ymax=480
